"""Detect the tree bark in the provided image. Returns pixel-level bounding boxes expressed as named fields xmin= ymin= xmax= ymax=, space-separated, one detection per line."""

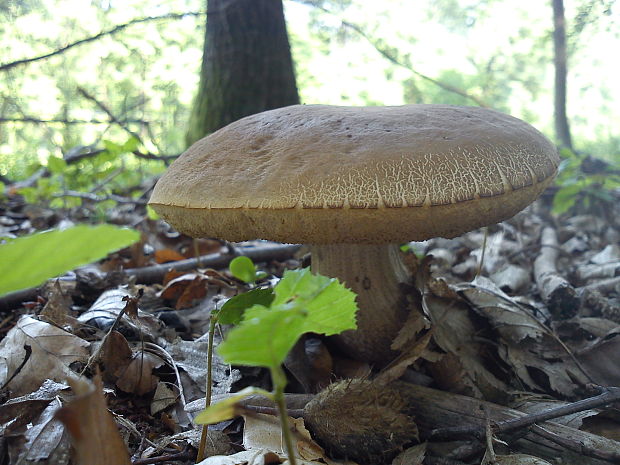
xmin=186 ymin=0 xmax=299 ymax=146
xmin=552 ymin=0 xmax=573 ymax=150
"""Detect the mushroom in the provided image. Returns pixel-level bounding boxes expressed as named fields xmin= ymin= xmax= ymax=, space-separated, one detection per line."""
xmin=149 ymin=104 xmax=559 ymax=364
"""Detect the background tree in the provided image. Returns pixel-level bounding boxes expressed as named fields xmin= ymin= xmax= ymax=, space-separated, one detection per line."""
xmin=552 ymin=0 xmax=573 ymax=150
xmin=185 ymin=0 xmax=299 ymax=146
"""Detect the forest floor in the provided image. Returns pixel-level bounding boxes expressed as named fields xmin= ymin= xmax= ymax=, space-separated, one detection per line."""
xmin=1 ymin=182 xmax=620 ymax=465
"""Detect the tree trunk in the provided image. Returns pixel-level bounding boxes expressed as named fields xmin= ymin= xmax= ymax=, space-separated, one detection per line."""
xmin=186 ymin=0 xmax=299 ymax=146
xmin=552 ymin=0 xmax=573 ymax=150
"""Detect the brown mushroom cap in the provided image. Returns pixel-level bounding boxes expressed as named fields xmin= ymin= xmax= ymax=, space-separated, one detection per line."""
xmin=149 ymin=104 xmax=559 ymax=244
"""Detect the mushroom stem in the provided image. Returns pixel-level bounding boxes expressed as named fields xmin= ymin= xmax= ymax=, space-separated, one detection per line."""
xmin=309 ymin=243 xmax=411 ymax=364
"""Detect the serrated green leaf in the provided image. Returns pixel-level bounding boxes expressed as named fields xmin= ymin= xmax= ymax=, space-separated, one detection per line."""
xmin=229 ymin=256 xmax=258 ymax=283
xmin=272 ymin=267 xmax=332 ymax=304
xmin=194 ymin=387 xmax=272 ymax=424
xmin=218 ymin=304 xmax=307 ymax=367
xmin=0 ymin=225 xmax=140 ymax=295
xmin=218 ymin=268 xmax=358 ymax=368
xmin=218 ymin=287 xmax=275 ymax=325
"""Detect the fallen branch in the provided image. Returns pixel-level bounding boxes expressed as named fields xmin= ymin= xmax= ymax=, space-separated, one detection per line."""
xmin=430 ymin=385 xmax=620 ymax=441
xmin=533 ymin=226 xmax=580 ymax=319
xmin=127 ymin=243 xmax=301 ymax=284
xmin=0 ymin=243 xmax=301 ymax=310
xmin=579 ymin=275 xmax=620 ymax=295
xmin=203 ymin=380 xmax=620 ymax=464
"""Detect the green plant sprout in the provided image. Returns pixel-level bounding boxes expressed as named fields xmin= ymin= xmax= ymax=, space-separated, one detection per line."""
xmin=0 ymin=224 xmax=139 ymax=296
xmin=229 ymin=255 xmax=268 ymax=283
xmin=195 ymin=265 xmax=358 ymax=465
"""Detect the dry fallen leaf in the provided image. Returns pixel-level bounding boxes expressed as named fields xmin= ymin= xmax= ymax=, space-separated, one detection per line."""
xmin=39 ymin=280 xmax=73 ymax=328
xmin=151 ymin=381 xmax=179 ymax=415
xmin=100 ymin=330 xmax=133 ymax=383
xmin=155 ymin=247 xmax=187 ymax=263
xmin=456 ymin=278 xmax=591 ymax=397
xmin=115 ymin=350 xmax=164 ymax=395
xmin=392 ymin=443 xmax=426 ymax=465
xmin=18 ymin=399 xmax=67 ymax=462
xmin=576 ymin=327 xmax=620 ymax=386
xmin=77 ymin=286 xmax=161 ymax=337
xmin=165 ymin=335 xmax=242 ymax=396
xmin=241 ymin=413 xmax=355 ymax=465
xmin=0 ymin=316 xmax=90 ymax=397
xmin=0 ymin=379 xmax=68 ymax=432
xmin=56 ymin=375 xmax=131 ymax=465
xmin=487 ymin=454 xmax=553 ymax=465
xmin=422 ymin=287 xmax=508 ymax=399
xmin=197 ymin=448 xmax=282 ymax=465
xmin=0 ymin=380 xmax=71 ymax=463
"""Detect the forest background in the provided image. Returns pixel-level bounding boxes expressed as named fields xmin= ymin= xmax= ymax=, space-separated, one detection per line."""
xmin=1 ymin=0 xmax=618 ymax=199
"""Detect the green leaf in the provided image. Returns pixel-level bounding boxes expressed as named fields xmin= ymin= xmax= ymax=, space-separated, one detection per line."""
xmin=146 ymin=205 xmax=160 ymax=220
xmin=194 ymin=387 xmax=272 ymax=424
xmin=121 ymin=136 xmax=140 ymax=152
xmin=217 ymin=268 xmax=358 ymax=368
xmin=103 ymin=140 xmax=123 ymax=157
xmin=0 ymin=225 xmax=140 ymax=296
xmin=218 ymin=287 xmax=275 ymax=325
xmin=218 ymin=303 xmax=308 ymax=367
xmin=47 ymin=156 xmax=67 ymax=174
xmin=18 ymin=187 xmax=38 ymax=203
xmin=272 ymin=268 xmax=358 ymax=336
xmin=552 ymin=183 xmax=582 ymax=215
xmin=229 ymin=256 xmax=258 ymax=283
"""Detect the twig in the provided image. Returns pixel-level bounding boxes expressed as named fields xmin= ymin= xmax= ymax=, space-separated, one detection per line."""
xmin=51 ymin=190 xmax=148 ymax=206
xmin=132 ymin=151 xmax=178 ymax=162
xmin=430 ymin=385 xmax=620 ymax=441
xmin=0 ymin=12 xmax=203 ymax=72
xmin=131 ymin=445 xmax=195 ymax=465
xmin=578 ymin=276 xmax=620 ymax=295
xmin=531 ymin=423 xmax=620 ymax=463
xmin=78 ymin=87 xmax=143 ymax=143
xmin=0 ymin=116 xmax=148 ymax=125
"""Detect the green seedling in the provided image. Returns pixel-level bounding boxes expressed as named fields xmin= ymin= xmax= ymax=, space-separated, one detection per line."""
xmin=0 ymin=224 xmax=140 ymax=296
xmin=229 ymin=255 xmax=268 ymax=283
xmin=195 ymin=265 xmax=358 ymax=465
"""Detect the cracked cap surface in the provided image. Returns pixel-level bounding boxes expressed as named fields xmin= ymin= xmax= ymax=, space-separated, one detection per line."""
xmin=149 ymin=104 xmax=559 ymax=244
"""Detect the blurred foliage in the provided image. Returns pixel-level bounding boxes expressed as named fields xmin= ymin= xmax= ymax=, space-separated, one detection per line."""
xmin=17 ymin=135 xmax=163 ymax=219
xmin=0 ymin=0 xmax=203 ymax=180
xmin=0 ymin=0 xmax=618 ymax=190
xmin=552 ymin=148 xmax=620 ymax=215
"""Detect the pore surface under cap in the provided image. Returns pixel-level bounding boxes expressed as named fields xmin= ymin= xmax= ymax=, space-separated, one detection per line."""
xmin=149 ymin=104 xmax=559 ymax=244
